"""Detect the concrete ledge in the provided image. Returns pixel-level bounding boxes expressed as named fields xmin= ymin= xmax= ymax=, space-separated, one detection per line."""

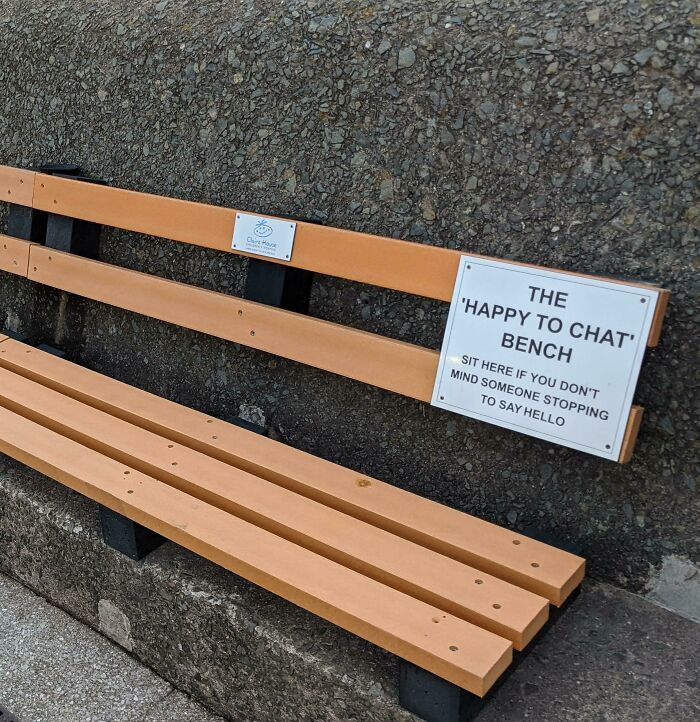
xmin=0 ymin=456 xmax=413 ymax=722
xmin=2 ymin=456 xmax=699 ymax=721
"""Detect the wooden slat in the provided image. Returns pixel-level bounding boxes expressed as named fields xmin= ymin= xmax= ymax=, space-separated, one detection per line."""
xmin=0 ymin=339 xmax=585 ymax=605
xmin=618 ymin=406 xmax=644 ymax=465
xmin=0 ymin=234 xmax=33 ymax=276
xmin=0 ymin=364 xmax=549 ymax=648
xmin=647 ymin=290 xmax=669 ymax=347
xmin=0 ymin=335 xmax=8 ymax=343
xmin=0 ymin=403 xmax=512 ymax=695
xmin=30 ymin=172 xmax=668 ymax=346
xmin=26 ymin=246 xmax=438 ymax=402
xmin=32 ymin=173 xmax=464 ymax=302
xmin=0 ymin=165 xmax=34 ymax=207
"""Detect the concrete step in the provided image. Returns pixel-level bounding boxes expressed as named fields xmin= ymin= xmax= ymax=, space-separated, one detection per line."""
xmin=0 ymin=572 xmax=224 ymax=722
xmin=1 ymin=457 xmax=698 ymax=721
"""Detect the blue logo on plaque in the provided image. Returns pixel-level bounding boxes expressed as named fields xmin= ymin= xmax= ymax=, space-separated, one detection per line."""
xmin=254 ymin=219 xmax=273 ymax=238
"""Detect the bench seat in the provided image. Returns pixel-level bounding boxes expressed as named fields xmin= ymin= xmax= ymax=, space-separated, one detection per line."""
xmin=0 ymin=337 xmax=584 ymax=697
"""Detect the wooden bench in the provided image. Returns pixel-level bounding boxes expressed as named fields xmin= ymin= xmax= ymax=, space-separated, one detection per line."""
xmin=0 ymin=163 xmax=594 ymax=720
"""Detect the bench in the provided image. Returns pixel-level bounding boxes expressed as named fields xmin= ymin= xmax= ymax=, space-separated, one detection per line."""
xmin=0 ymin=163 xmax=593 ymax=720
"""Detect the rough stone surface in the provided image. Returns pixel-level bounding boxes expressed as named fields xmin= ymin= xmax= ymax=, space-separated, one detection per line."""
xmin=0 ymin=0 xmax=697 ymax=602
xmin=0 ymin=571 xmax=224 ymax=722
xmin=1 ymin=459 xmax=699 ymax=722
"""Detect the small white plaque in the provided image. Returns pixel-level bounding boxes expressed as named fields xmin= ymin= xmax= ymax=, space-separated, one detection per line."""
xmin=232 ymin=213 xmax=297 ymax=261
xmin=432 ymin=256 xmax=659 ymax=461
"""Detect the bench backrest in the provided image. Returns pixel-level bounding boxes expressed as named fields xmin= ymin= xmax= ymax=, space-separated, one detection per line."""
xmin=0 ymin=164 xmax=668 ymax=459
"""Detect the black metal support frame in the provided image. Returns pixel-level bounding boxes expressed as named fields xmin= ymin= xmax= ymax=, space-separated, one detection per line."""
xmin=242 ymin=214 xmax=319 ymax=314
xmin=399 ymin=532 xmax=584 ymax=722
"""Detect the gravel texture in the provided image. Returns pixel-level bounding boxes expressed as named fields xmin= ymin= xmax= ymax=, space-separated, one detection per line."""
xmin=0 ymin=0 xmax=698 ymax=595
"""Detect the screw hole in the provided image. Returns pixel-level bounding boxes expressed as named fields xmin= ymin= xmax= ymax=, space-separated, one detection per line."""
xmin=449 ymin=645 xmax=459 ymax=652
xmin=206 ymin=420 xmax=213 ymax=424
xmin=171 ymin=462 xmax=178 ymax=466
xmin=123 ymin=471 xmax=130 ymax=475
xmin=493 ymin=603 xmax=501 ymax=609
xmin=474 ymin=578 xmax=483 ymax=584
xmin=432 ymin=617 xmax=440 ymax=623
xmin=127 ymin=490 xmax=134 ymax=494
xmin=238 ymin=310 xmax=243 ymax=316
xmin=513 ymin=539 xmax=521 ymax=545
xmin=212 ymin=435 xmax=218 ymax=440
xmin=531 ymin=562 xmax=540 ymax=568
xmin=250 ymin=330 xmax=256 ymax=336
xmin=167 ymin=444 xmax=174 ymax=448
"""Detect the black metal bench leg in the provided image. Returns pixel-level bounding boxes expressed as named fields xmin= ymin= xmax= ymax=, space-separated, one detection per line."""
xmin=400 ymin=583 xmax=582 ymax=721
xmin=400 ymin=662 xmax=477 ymax=722
xmin=99 ymin=507 xmax=165 ymax=562
xmin=400 ymin=527 xmax=584 ymax=721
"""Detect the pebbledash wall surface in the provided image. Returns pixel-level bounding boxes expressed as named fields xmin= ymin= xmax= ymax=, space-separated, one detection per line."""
xmin=0 ymin=1 xmax=697 ymax=600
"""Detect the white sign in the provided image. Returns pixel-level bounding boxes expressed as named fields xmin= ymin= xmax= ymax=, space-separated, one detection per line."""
xmin=432 ymin=256 xmax=659 ymax=461
xmin=232 ymin=213 xmax=297 ymax=261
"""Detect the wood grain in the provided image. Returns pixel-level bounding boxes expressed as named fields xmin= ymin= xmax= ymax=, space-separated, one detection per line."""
xmin=0 ymin=165 xmax=35 ymax=207
xmin=0 ymin=363 xmax=550 ymax=649
xmin=0 ymin=235 xmax=33 ymax=276
xmin=0 ymin=402 xmax=513 ymax=695
xmin=618 ymin=406 xmax=644 ymax=464
xmin=0 ymin=339 xmax=585 ymax=605
xmin=30 ymin=172 xmax=669 ymax=346
xmin=27 ymin=246 xmax=439 ymax=401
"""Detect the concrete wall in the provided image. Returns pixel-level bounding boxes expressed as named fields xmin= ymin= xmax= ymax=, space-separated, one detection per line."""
xmin=0 ymin=0 xmax=698 ymax=598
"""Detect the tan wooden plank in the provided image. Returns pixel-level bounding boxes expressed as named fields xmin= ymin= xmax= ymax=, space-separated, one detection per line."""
xmin=32 ymin=173 xmax=464 ymax=302
xmin=648 ymin=289 xmax=669 ymax=347
xmin=618 ymin=406 xmax=644 ymax=465
xmin=0 ymin=339 xmax=584 ymax=605
xmin=0 ymin=165 xmax=34 ymax=207
xmin=0 ymin=403 xmax=512 ymax=695
xmin=0 ymin=364 xmax=549 ymax=649
xmin=0 ymin=335 xmax=8 ymax=343
xmin=31 ymin=172 xmax=667 ymax=346
xmin=0 ymin=234 xmax=33 ymax=276
xmin=26 ymin=246 xmax=438 ymax=402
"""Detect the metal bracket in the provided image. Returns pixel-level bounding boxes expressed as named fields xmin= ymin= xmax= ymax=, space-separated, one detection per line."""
xmin=242 ymin=215 xmax=321 ymax=314
xmin=399 ymin=530 xmax=583 ymax=722
xmin=0 ymin=329 xmax=30 ymax=344
xmin=99 ymin=506 xmax=165 ymax=562
xmin=227 ymin=415 xmax=267 ymax=436
xmin=35 ymin=343 xmax=67 ymax=359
